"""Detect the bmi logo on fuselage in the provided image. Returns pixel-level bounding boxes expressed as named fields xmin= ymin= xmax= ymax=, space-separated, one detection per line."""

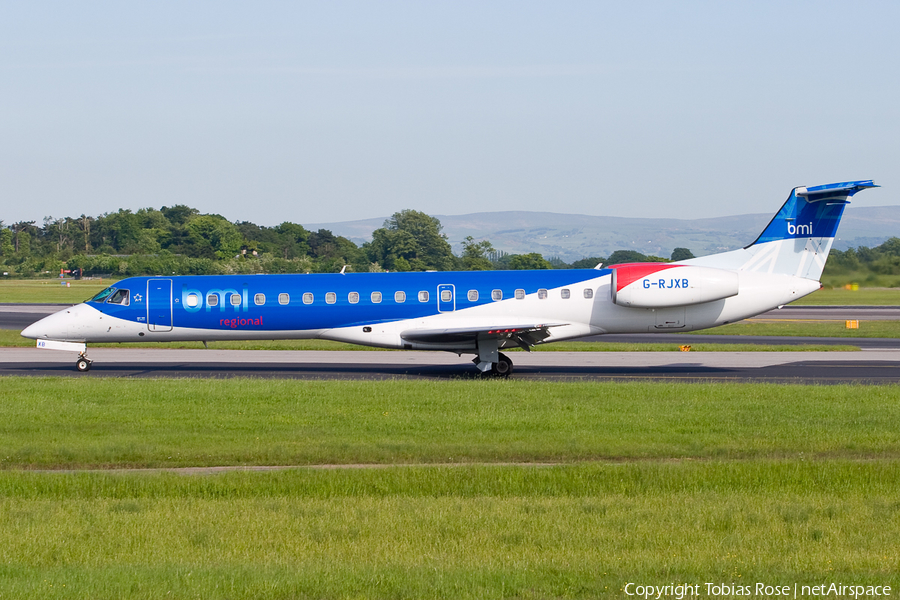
xmin=181 ymin=285 xmax=249 ymax=313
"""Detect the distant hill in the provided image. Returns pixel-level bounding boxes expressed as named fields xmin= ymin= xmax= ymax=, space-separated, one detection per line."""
xmin=307 ymin=206 xmax=900 ymax=263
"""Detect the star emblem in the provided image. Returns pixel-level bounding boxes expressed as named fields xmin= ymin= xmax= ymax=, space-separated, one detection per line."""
xmin=134 ymin=294 xmax=143 ymax=302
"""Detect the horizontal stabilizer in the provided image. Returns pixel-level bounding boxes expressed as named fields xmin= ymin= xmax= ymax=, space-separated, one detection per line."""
xmin=797 ymin=180 xmax=878 ymax=201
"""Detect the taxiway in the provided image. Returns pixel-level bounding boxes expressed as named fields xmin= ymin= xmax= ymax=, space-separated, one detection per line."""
xmin=2 ymin=347 xmax=899 ymax=383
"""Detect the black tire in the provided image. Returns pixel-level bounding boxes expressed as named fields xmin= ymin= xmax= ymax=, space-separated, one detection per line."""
xmin=493 ymin=353 xmax=513 ymax=377
xmin=75 ymin=358 xmax=91 ymax=372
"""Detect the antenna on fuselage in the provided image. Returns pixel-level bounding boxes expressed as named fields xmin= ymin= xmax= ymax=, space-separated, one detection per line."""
xmin=339 ymin=265 xmax=347 ymax=275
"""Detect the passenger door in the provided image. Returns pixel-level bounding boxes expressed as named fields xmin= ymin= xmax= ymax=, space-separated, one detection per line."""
xmin=437 ymin=284 xmax=455 ymax=313
xmin=147 ymin=279 xmax=173 ymax=331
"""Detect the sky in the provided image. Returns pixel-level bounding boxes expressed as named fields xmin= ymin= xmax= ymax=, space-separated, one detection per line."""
xmin=1 ymin=1 xmax=898 ymax=228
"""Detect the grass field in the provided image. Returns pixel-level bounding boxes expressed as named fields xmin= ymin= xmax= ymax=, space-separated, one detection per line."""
xmin=1 ymin=463 xmax=898 ymax=599
xmin=4 ymin=378 xmax=900 ymax=468
xmin=1 ymin=378 xmax=899 ymax=598
xmin=791 ymin=287 xmax=900 ymax=305
xmin=0 ymin=279 xmax=114 ymax=304
xmin=689 ymin=319 xmax=900 ymax=338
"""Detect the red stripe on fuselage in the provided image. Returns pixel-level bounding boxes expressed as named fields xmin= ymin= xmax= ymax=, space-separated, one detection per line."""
xmin=613 ymin=263 xmax=680 ymax=291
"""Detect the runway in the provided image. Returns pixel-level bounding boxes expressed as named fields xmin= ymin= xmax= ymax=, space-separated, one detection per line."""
xmin=0 ymin=304 xmax=70 ymax=330
xmin=2 ymin=347 xmax=900 ymax=383
xmin=4 ymin=303 xmax=899 ymax=382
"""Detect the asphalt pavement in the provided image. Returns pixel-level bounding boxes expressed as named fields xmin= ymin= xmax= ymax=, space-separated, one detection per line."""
xmin=2 ymin=347 xmax=899 ymax=384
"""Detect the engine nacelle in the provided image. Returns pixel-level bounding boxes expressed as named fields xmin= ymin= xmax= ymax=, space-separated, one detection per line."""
xmin=611 ymin=263 xmax=739 ymax=308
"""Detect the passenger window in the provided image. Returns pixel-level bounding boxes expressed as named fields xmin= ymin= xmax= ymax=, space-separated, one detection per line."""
xmin=185 ymin=293 xmax=200 ymax=308
xmin=371 ymin=291 xmax=382 ymax=303
xmin=491 ymin=289 xmax=502 ymax=301
xmin=515 ymin=289 xmax=525 ymax=300
xmin=584 ymin=288 xmax=594 ymax=299
xmin=467 ymin=290 xmax=478 ymax=302
xmin=207 ymin=293 xmax=219 ymax=307
xmin=418 ymin=291 xmax=429 ymax=302
xmin=395 ymin=291 xmax=406 ymax=303
xmin=279 ymin=293 xmax=290 ymax=305
xmin=303 ymin=292 xmax=313 ymax=305
xmin=348 ymin=292 xmax=359 ymax=304
xmin=107 ymin=289 xmax=130 ymax=305
xmin=441 ymin=289 xmax=452 ymax=302
xmin=230 ymin=293 xmax=241 ymax=306
xmin=561 ymin=288 xmax=570 ymax=299
xmin=538 ymin=289 xmax=548 ymax=299
xmin=254 ymin=293 xmax=266 ymax=306
xmin=326 ymin=292 xmax=336 ymax=304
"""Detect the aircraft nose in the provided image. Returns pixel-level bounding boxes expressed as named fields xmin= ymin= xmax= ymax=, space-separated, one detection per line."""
xmin=20 ymin=321 xmax=40 ymax=339
xmin=20 ymin=307 xmax=72 ymax=340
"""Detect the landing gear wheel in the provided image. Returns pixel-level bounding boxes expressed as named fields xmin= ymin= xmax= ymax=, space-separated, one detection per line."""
xmin=75 ymin=357 xmax=92 ymax=372
xmin=493 ymin=353 xmax=513 ymax=377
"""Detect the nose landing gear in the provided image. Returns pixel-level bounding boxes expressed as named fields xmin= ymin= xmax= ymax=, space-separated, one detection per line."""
xmin=75 ymin=354 xmax=92 ymax=372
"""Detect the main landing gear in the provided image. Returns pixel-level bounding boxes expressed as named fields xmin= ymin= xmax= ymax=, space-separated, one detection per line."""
xmin=493 ymin=352 xmax=513 ymax=377
xmin=75 ymin=354 xmax=92 ymax=372
xmin=474 ymin=337 xmax=514 ymax=377
xmin=473 ymin=352 xmax=513 ymax=377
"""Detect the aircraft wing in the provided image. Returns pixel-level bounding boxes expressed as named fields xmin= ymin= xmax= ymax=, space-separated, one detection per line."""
xmin=400 ymin=323 xmax=566 ymax=349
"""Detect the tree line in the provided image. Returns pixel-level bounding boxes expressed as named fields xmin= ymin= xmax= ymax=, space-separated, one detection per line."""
xmin=0 ymin=206 xmax=698 ymax=278
xmin=2 ymin=204 xmax=893 ymax=286
xmin=822 ymin=240 xmax=900 ymax=288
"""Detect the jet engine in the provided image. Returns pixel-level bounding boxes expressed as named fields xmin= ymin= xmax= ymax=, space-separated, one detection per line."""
xmin=611 ymin=263 xmax=739 ymax=308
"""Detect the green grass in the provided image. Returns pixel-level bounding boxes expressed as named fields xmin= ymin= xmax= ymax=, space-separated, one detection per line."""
xmin=821 ymin=271 xmax=900 ymax=290
xmin=2 ymin=378 xmax=900 ymax=598
xmin=793 ymin=286 xmax=900 ymax=305
xmin=691 ymin=319 xmax=900 ymax=338
xmin=2 ymin=378 xmax=899 ymax=469
xmin=0 ymin=279 xmax=115 ymax=304
xmin=1 ymin=463 xmax=898 ymax=599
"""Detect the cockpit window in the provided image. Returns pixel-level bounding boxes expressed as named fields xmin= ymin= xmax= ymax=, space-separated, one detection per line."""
xmin=90 ymin=287 xmax=116 ymax=303
xmin=107 ymin=289 xmax=130 ymax=306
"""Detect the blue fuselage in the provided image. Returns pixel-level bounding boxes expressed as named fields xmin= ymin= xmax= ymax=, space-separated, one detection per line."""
xmin=94 ymin=269 xmax=607 ymax=333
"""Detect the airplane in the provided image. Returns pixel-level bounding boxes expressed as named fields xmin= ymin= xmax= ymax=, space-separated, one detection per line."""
xmin=22 ymin=180 xmax=878 ymax=375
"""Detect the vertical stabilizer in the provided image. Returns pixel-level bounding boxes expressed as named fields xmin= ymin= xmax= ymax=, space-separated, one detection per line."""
xmin=686 ymin=180 xmax=877 ymax=280
xmin=741 ymin=180 xmax=877 ymax=279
